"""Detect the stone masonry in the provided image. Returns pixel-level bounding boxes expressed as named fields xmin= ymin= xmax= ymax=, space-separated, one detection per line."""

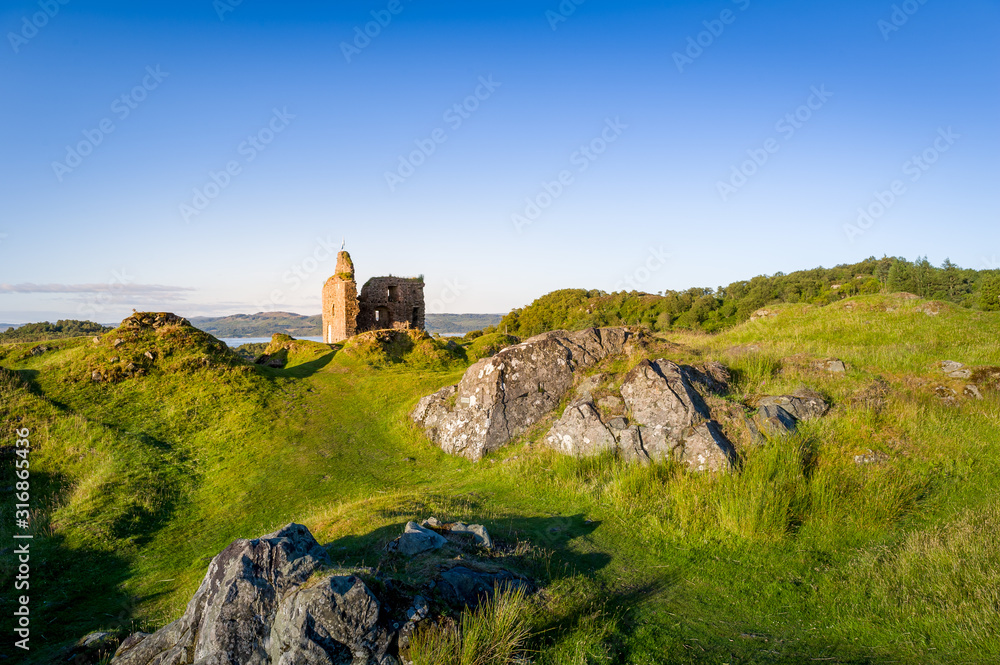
xmin=322 ymin=251 xmax=425 ymax=344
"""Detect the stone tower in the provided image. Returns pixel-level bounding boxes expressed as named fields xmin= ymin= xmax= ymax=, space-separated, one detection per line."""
xmin=321 ymin=251 xmax=360 ymax=343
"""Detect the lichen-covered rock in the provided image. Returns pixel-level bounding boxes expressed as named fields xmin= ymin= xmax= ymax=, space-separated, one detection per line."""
xmin=111 ymin=523 xmax=394 ymax=665
xmin=620 ymin=359 xmax=710 ymax=450
xmin=940 ymin=360 xmax=972 ymax=379
xmin=619 ymin=359 xmax=735 ymax=470
xmin=545 ymin=399 xmax=618 ymax=457
xmin=679 ymin=421 xmax=737 ymax=472
xmin=542 ymin=358 xmax=736 ymax=471
xmin=757 ymin=403 xmax=799 ymax=436
xmin=411 ymin=328 xmax=635 ymax=461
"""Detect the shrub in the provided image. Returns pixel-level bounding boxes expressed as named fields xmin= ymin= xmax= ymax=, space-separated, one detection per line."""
xmin=467 ymin=333 xmax=520 ymax=362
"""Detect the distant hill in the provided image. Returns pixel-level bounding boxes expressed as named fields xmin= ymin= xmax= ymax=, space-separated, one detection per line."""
xmin=189 ymin=311 xmax=504 ymax=338
xmin=188 ymin=312 xmax=322 ymax=338
xmin=423 ymin=313 xmax=503 ymax=334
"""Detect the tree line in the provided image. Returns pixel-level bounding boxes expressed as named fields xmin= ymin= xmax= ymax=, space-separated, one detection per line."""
xmin=487 ymin=256 xmax=1000 ymax=338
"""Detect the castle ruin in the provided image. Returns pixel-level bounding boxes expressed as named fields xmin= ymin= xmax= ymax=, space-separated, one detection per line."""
xmin=321 ymin=251 xmax=425 ymax=343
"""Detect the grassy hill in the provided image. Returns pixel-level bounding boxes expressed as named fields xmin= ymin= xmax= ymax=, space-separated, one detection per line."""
xmin=2 ymin=297 xmax=999 ymax=663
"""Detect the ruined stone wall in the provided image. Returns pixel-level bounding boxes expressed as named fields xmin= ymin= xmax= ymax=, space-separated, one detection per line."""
xmin=357 ymin=277 xmax=425 ymax=332
xmin=321 ymin=252 xmax=425 ymax=342
xmin=321 ymin=252 xmax=360 ymax=343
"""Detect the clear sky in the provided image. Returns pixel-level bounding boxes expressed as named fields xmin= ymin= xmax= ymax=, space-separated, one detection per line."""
xmin=1 ymin=0 xmax=998 ymax=323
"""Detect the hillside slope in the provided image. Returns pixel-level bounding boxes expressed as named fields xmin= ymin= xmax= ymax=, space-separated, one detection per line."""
xmin=2 ymin=297 xmax=999 ymax=663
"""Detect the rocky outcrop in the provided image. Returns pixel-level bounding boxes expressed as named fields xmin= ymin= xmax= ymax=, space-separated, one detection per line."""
xmin=421 ymin=517 xmax=493 ymax=549
xmin=386 ymin=521 xmax=448 ymax=556
xmin=545 ymin=359 xmax=737 ymax=472
xmin=119 ymin=312 xmax=190 ymax=330
xmin=437 ymin=567 xmax=529 ymax=610
xmin=112 ymin=520 xmax=530 ymax=665
xmin=940 ymin=360 xmax=972 ymax=379
xmin=752 ymin=389 xmax=830 ymax=436
xmin=411 ymin=327 xmax=637 ymax=461
xmin=757 ymin=389 xmax=829 ymax=422
xmin=546 ymin=399 xmax=619 ymax=458
xmin=111 ymin=523 xmax=394 ymax=665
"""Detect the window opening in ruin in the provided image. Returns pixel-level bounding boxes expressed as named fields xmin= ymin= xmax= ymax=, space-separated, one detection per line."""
xmin=387 ymin=285 xmax=398 ymax=301
xmin=411 ymin=307 xmax=419 ymax=326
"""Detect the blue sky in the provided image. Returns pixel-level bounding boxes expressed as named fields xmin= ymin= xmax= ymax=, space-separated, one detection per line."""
xmin=1 ymin=0 xmax=998 ymax=323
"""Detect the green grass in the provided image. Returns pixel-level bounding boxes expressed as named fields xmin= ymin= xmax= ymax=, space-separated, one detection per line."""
xmin=408 ymin=585 xmax=534 ymax=665
xmin=2 ymin=295 xmax=999 ymax=663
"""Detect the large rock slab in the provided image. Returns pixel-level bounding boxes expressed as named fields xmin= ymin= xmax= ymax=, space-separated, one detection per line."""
xmin=543 ymin=358 xmax=736 ymax=471
xmin=111 ymin=524 xmax=394 ymax=665
xmin=620 ymin=359 xmax=710 ymax=451
xmin=411 ymin=327 xmax=635 ymax=461
xmin=269 ymin=575 xmax=389 ymax=665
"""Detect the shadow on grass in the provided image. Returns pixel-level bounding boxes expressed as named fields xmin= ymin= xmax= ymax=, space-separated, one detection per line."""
xmin=256 ymin=349 xmax=338 ymax=379
xmin=1 ymin=468 xmax=180 ymax=663
xmin=321 ymin=511 xmax=609 ymax=579
xmin=6 ymin=367 xmax=42 ymax=396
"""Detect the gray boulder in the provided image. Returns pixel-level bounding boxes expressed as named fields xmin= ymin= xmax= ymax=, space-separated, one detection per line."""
xmin=411 ymin=327 xmax=634 ymax=461
xmin=757 ymin=389 xmax=829 ymax=422
xmin=269 ymin=575 xmax=389 ymax=665
xmin=620 ymin=359 xmax=735 ymax=470
xmin=421 ymin=517 xmax=494 ymax=549
xmin=543 ymin=358 xmax=736 ymax=471
xmin=757 ymin=403 xmax=798 ymax=436
xmin=438 ymin=566 xmax=529 ymax=610
xmin=111 ymin=523 xmax=395 ymax=665
xmin=821 ymin=359 xmax=847 ymax=373
xmin=752 ymin=389 xmax=830 ymax=437
xmin=620 ymin=359 xmax=710 ymax=450
xmin=679 ymin=422 xmax=738 ymax=472
xmin=386 ymin=521 xmax=447 ymax=556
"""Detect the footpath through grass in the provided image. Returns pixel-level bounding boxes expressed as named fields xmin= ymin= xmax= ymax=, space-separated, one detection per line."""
xmin=1 ymin=294 xmax=999 ymax=663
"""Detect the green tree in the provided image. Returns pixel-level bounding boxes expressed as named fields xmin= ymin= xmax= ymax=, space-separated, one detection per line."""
xmin=979 ymin=275 xmax=1000 ymax=311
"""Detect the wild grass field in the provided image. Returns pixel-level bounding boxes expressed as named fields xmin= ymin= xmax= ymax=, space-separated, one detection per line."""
xmin=2 ymin=294 xmax=999 ymax=664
